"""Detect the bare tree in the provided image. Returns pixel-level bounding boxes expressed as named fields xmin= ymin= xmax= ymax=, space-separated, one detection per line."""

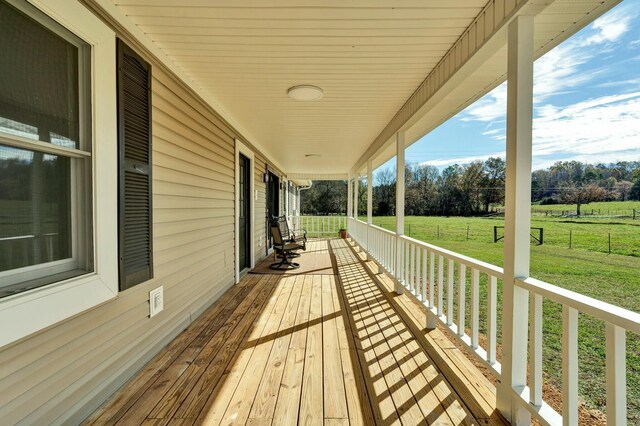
xmin=615 ymin=180 xmax=633 ymax=201
xmin=555 ymin=183 xmax=608 ymax=216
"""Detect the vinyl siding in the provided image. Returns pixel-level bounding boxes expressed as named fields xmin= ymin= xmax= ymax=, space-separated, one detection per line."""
xmin=252 ymin=152 xmax=287 ymax=264
xmin=0 ymin=32 xmax=266 ymax=424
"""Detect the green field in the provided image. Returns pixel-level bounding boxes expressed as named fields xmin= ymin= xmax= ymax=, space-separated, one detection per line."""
xmin=530 ymin=200 xmax=640 ymax=215
xmin=364 ymin=214 xmax=640 ymax=421
xmin=368 ymin=214 xmax=640 ymax=257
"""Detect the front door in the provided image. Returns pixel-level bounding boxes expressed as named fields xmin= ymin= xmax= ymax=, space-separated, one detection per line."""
xmin=266 ymin=171 xmax=280 ymax=250
xmin=239 ymin=154 xmax=251 ymax=270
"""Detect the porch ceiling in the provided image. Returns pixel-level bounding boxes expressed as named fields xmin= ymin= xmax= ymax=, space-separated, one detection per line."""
xmin=110 ymin=0 xmax=487 ymax=174
xmin=109 ymin=0 xmax=618 ymax=177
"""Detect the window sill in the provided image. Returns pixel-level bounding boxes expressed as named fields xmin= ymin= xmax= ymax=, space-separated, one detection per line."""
xmin=0 ymin=272 xmax=117 ymax=348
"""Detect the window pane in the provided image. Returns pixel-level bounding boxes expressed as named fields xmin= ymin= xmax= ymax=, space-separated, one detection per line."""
xmin=0 ymin=1 xmax=88 ymax=148
xmin=0 ymin=144 xmax=71 ymax=272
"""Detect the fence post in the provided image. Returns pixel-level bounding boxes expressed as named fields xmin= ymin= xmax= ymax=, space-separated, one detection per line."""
xmin=569 ymin=230 xmax=572 ymax=249
xmin=467 ymin=225 xmax=470 ymax=241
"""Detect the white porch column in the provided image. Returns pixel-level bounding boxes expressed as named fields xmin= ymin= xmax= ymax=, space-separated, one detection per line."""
xmin=366 ymin=159 xmax=374 ymax=261
xmin=347 ymin=176 xmax=353 ymax=218
xmin=354 ymin=176 xmax=359 ymax=219
xmin=395 ymin=131 xmax=405 ymax=294
xmin=367 ymin=160 xmax=373 ymax=225
xmin=499 ymin=15 xmax=534 ymax=424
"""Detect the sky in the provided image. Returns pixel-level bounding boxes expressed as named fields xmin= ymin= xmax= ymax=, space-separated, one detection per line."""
xmin=375 ymin=0 xmax=640 ymax=182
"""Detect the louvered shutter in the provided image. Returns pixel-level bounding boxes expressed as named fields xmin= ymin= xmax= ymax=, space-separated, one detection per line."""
xmin=117 ymin=39 xmax=153 ymax=291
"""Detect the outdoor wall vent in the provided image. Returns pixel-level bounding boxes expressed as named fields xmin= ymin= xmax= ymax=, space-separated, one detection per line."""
xmin=149 ymin=286 xmax=164 ymax=318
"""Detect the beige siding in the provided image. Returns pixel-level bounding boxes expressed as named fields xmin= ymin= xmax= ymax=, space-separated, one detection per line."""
xmin=0 ymin=52 xmax=249 ymax=424
xmin=251 ymin=152 xmax=287 ymax=264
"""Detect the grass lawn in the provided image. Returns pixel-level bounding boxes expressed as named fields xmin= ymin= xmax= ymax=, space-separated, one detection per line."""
xmin=366 ymin=215 xmax=640 ymax=421
xmin=368 ymin=215 xmax=640 ymax=257
xmin=530 ymin=200 xmax=640 ymax=216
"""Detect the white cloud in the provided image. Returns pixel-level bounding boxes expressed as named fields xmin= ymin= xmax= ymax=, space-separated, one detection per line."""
xmin=421 ymin=152 xmax=505 ymax=167
xmin=531 ymin=92 xmax=640 ymax=159
xmin=482 ymin=129 xmax=501 ymax=136
xmin=444 ymin=92 xmax=640 ymax=170
xmin=460 ymin=83 xmax=507 ymax=122
xmin=532 ymin=44 xmax=592 ymax=102
xmin=459 ymin=4 xmax=634 ymax=125
xmin=595 ymin=78 xmax=640 ymax=89
xmin=584 ymin=8 xmax=631 ymax=45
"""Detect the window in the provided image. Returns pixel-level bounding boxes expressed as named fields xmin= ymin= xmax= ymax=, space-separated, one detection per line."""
xmin=0 ymin=0 xmax=93 ymax=298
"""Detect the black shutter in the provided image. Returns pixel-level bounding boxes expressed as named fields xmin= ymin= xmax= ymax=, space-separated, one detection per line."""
xmin=117 ymin=39 xmax=153 ymax=291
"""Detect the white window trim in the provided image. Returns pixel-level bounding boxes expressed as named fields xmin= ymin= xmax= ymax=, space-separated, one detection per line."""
xmin=0 ymin=0 xmax=118 ymax=348
xmin=235 ymin=139 xmax=255 ymax=284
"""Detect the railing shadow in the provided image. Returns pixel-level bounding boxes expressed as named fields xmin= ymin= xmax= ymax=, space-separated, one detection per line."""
xmin=329 ymin=238 xmax=475 ymax=425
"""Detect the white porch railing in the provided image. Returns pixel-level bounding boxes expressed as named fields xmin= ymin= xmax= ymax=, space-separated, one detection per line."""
xmin=347 ymin=217 xmax=640 ymax=426
xmin=287 ymin=215 xmax=347 ymax=237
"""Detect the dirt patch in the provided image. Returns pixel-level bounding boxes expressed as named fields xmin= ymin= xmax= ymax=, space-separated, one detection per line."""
xmin=427 ymin=308 xmax=608 ymax=425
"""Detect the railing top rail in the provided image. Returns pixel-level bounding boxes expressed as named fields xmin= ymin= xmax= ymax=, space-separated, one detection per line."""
xmin=516 ymin=277 xmax=640 ymax=334
xmin=399 ymin=234 xmax=504 ymax=279
xmin=368 ymin=223 xmax=396 ymax=237
xmin=289 ymin=215 xmax=347 ymax=218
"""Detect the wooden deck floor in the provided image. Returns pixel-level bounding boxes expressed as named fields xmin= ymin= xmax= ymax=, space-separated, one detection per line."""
xmin=87 ymin=239 xmax=506 ymax=425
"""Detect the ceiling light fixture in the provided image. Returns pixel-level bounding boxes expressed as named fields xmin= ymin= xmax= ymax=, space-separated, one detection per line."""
xmin=288 ymin=85 xmax=324 ymax=101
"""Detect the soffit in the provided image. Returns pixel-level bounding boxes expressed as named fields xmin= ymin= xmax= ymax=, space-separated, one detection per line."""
xmin=111 ymin=0 xmax=488 ymax=174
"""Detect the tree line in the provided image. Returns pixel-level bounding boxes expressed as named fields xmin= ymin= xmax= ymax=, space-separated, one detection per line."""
xmin=300 ymin=159 xmax=640 ymax=217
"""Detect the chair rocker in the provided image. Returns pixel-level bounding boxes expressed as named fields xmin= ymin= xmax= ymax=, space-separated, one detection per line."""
xmin=269 ymin=221 xmax=304 ymax=270
xmin=273 ymin=215 xmax=306 ymax=257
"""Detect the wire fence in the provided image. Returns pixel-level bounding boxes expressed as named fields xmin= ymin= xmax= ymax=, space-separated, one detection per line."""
xmin=494 ymin=207 xmax=639 ymax=219
xmin=371 ymin=220 xmax=640 ymax=257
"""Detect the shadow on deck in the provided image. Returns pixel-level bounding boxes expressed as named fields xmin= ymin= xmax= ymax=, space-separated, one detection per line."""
xmin=86 ymin=239 xmax=507 ymax=425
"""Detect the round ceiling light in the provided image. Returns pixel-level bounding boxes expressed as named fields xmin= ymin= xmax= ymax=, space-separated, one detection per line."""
xmin=287 ymin=85 xmax=324 ymax=101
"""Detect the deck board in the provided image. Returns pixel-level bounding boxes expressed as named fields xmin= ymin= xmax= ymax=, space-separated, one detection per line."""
xmin=86 ymin=239 xmax=507 ymax=426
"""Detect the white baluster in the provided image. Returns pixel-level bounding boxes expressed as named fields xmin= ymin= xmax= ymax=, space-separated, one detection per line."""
xmin=421 ymin=248 xmax=427 ymax=302
xmin=562 ymin=306 xmax=578 ymax=426
xmin=404 ymin=241 xmax=410 ymax=289
xmin=410 ymin=243 xmax=416 ymax=293
xmin=606 ymin=323 xmax=626 ymax=426
xmin=471 ymin=268 xmax=480 ymax=349
xmin=429 ymin=251 xmax=435 ymax=309
xmin=458 ymin=264 xmax=466 ymax=337
xmin=488 ymin=275 xmax=497 ymax=365
xmin=447 ymin=259 xmax=454 ymax=326
xmin=437 ymin=255 xmax=444 ymax=317
xmin=529 ymin=293 xmax=543 ymax=406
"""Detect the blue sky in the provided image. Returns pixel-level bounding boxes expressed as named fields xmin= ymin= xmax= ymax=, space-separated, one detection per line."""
xmin=376 ymin=0 xmax=640 ymax=181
